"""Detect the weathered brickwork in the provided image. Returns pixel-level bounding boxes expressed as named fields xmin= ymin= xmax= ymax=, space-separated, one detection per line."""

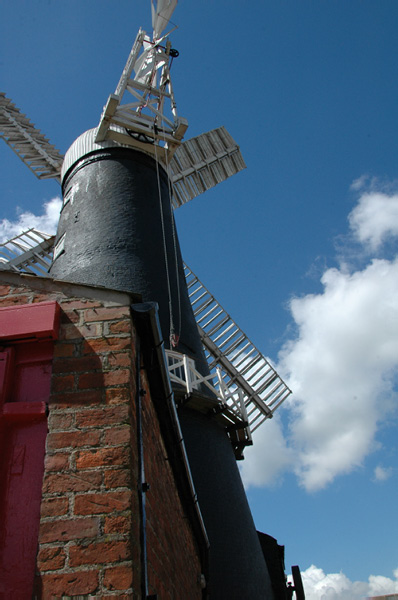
xmin=0 ymin=274 xmax=204 ymax=600
xmin=0 ymin=278 xmax=140 ymax=598
xmin=141 ymin=370 xmax=203 ymax=599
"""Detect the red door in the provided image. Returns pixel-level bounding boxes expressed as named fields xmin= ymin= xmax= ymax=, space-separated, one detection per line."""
xmin=0 ymin=302 xmax=59 ymax=600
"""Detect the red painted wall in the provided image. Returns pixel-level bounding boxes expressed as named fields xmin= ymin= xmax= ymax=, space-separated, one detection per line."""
xmin=0 ymin=302 xmax=59 ymax=599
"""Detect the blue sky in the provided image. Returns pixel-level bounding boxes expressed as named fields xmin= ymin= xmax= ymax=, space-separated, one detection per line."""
xmin=1 ymin=2 xmax=398 ymax=597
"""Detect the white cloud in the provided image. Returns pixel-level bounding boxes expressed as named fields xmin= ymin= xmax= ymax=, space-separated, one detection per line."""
xmin=280 ymin=257 xmax=398 ymax=491
xmin=241 ymin=180 xmax=398 ymax=492
xmin=0 ymin=197 xmax=62 ymax=243
xmin=368 ymin=568 xmax=398 ymax=597
xmin=373 ymin=465 xmax=393 ymax=482
xmin=240 ymin=415 xmax=294 ymax=488
xmin=297 ymin=564 xmax=398 ymax=600
xmin=349 ymin=191 xmax=398 ymax=252
xmin=350 ymin=174 xmax=370 ymax=191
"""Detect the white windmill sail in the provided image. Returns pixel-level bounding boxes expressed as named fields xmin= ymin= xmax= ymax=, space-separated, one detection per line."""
xmin=169 ymin=127 xmax=246 ymax=208
xmin=0 ymin=229 xmax=55 ymax=276
xmin=151 ymin=0 xmax=178 ymax=40
xmin=184 ymin=264 xmax=292 ymax=434
xmin=0 ymin=93 xmax=63 ymax=181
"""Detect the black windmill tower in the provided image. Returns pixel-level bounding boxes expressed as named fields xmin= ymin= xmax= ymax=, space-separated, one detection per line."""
xmin=0 ymin=2 xmax=292 ymax=598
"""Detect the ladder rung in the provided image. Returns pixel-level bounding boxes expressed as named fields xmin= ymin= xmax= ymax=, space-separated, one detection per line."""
xmin=240 ymin=354 xmax=262 ymax=376
xmin=186 ymin=277 xmax=199 ymax=289
xmin=253 ymin=372 xmax=278 ymax=393
xmin=213 ymin=323 xmax=236 ymax=345
xmin=232 ymin=345 xmax=256 ymax=369
xmin=259 ymin=381 xmax=284 ymax=404
xmin=206 ymin=315 xmax=230 ymax=338
xmin=189 ymin=289 xmax=207 ymax=305
xmin=245 ymin=361 xmax=271 ymax=382
xmin=249 ymin=367 xmax=274 ymax=390
xmin=266 ymin=386 xmax=289 ymax=408
xmin=194 ymin=298 xmax=216 ymax=318
xmin=196 ymin=304 xmax=222 ymax=325
xmin=216 ymin=327 xmax=241 ymax=349
xmin=221 ymin=334 xmax=246 ymax=357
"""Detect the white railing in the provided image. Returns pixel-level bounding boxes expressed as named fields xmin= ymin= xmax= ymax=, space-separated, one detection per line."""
xmin=166 ymin=349 xmax=252 ymax=448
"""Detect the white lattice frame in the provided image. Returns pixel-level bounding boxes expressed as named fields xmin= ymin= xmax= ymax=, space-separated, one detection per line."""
xmin=95 ymin=29 xmax=188 ymax=161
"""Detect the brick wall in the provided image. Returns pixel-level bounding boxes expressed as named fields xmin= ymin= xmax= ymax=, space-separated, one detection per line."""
xmin=141 ymin=368 xmax=203 ymax=599
xmin=0 ymin=273 xmax=204 ymax=600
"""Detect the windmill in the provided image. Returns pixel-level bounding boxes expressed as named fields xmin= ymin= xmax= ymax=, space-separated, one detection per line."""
xmin=0 ymin=2 xmax=292 ymax=597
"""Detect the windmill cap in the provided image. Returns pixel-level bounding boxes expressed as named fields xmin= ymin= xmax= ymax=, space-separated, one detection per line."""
xmin=61 ymin=127 xmax=156 ymax=183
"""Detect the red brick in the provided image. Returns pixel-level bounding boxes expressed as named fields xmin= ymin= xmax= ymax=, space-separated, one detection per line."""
xmin=50 ymin=389 xmax=103 ymax=407
xmin=83 ymin=337 xmax=131 ymax=354
xmin=44 ymin=453 xmax=70 ymax=472
xmin=101 ymin=595 xmax=134 ymax=600
xmin=104 ymin=468 xmax=132 ymax=489
xmin=104 ymin=565 xmax=133 ymax=591
xmin=32 ymin=293 xmax=58 ymax=304
xmin=60 ymin=299 xmax=102 ymax=310
xmin=0 ymin=285 xmax=11 ymax=296
xmin=0 ymin=295 xmax=30 ymax=305
xmin=103 ymin=426 xmax=131 ymax=446
xmin=84 ymin=306 xmax=130 ymax=322
xmin=74 ymin=491 xmax=131 ymax=515
xmin=108 ymin=319 xmax=132 ymax=334
xmin=60 ymin=322 xmax=102 ymax=341
xmin=53 ymin=342 xmax=76 ymax=357
xmin=40 ymin=570 xmax=99 ymax=598
xmin=48 ymin=411 xmax=74 ymax=430
xmin=76 ymin=446 xmax=130 ymax=469
xmin=7 ymin=286 xmax=28 ymax=293
xmin=104 ymin=514 xmax=131 ymax=534
xmin=53 ymin=355 xmax=102 ymax=373
xmin=105 ymin=387 xmax=132 ymax=405
xmin=42 ymin=471 xmax=102 ymax=494
xmin=75 ymin=405 xmax=130 ymax=428
xmin=103 ymin=369 xmax=130 ymax=386
xmin=69 ymin=540 xmax=130 ymax=567
xmin=47 ymin=430 xmax=101 ymax=450
xmin=40 ymin=497 xmax=69 ymax=518
xmin=60 ymin=308 xmax=81 ymax=324
xmin=37 ymin=545 xmax=66 ymax=571
xmin=107 ymin=352 xmax=131 ymax=368
xmin=40 ymin=517 xmax=100 ymax=543
xmin=52 ymin=374 xmax=75 ymax=393
xmin=78 ymin=371 xmax=104 ymax=389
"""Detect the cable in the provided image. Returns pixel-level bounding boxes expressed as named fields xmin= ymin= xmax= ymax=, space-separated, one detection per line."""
xmin=162 ymin=135 xmax=181 ymax=348
xmin=153 ymin=139 xmax=176 ymax=347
